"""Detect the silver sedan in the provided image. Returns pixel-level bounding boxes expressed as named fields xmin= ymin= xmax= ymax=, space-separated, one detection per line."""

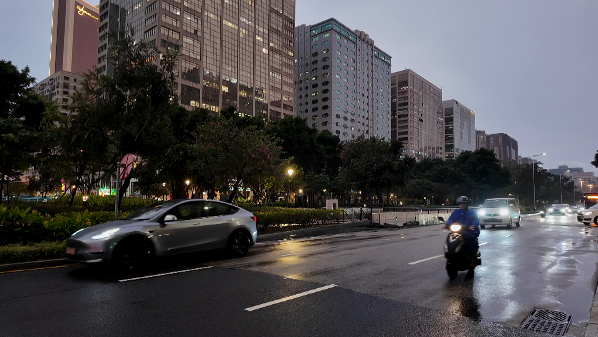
xmin=65 ymin=199 xmax=258 ymax=268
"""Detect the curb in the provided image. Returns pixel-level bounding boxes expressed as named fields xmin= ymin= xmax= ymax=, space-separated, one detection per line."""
xmin=586 ymin=282 xmax=598 ymax=337
xmin=0 ymin=258 xmax=72 ymax=273
xmin=258 ymin=220 xmax=372 ymax=242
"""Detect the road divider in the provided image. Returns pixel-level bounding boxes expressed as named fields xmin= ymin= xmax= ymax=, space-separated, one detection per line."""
xmin=245 ymin=284 xmax=337 ymax=311
xmin=118 ymin=266 xmax=213 ymax=283
xmin=408 ymin=255 xmax=443 ymax=265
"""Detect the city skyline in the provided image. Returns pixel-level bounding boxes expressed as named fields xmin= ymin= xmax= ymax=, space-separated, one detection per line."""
xmin=1 ymin=0 xmax=597 ymax=172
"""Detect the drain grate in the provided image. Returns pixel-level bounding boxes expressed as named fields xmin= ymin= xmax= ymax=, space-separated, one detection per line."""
xmin=520 ymin=308 xmax=571 ymax=336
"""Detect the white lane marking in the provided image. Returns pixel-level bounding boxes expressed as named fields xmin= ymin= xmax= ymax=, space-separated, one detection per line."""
xmin=505 ymin=234 xmax=516 ymax=237
xmin=245 ymin=284 xmax=337 ymax=311
xmin=408 ymin=255 xmax=444 ymax=265
xmin=479 ymin=242 xmax=489 ymax=246
xmin=118 ymin=266 xmax=213 ymax=283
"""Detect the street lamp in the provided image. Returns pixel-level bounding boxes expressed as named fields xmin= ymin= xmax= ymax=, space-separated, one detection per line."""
xmin=185 ymin=180 xmax=190 ymax=199
xmin=287 ymin=169 xmax=294 ymax=207
xmin=532 ymin=153 xmax=546 ymax=210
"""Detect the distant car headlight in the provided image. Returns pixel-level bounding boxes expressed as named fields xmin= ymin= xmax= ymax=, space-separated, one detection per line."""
xmin=500 ymin=209 xmax=509 ymax=216
xmin=478 ymin=210 xmax=486 ymax=216
xmin=449 ymin=224 xmax=462 ymax=232
xmin=548 ymin=208 xmax=554 ymax=212
xmin=91 ymin=228 xmax=120 ymax=240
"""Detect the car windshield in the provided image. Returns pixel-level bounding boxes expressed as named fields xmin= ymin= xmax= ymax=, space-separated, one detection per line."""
xmin=483 ymin=199 xmax=507 ymax=208
xmin=588 ymin=204 xmax=598 ymax=211
xmin=553 ymin=204 xmax=568 ymax=208
xmin=125 ymin=201 xmax=179 ymax=220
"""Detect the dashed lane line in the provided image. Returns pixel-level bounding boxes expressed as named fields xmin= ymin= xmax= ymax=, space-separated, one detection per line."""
xmin=408 ymin=255 xmax=444 ymax=265
xmin=245 ymin=284 xmax=337 ymax=311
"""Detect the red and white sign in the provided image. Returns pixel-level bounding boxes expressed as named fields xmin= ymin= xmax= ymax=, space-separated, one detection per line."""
xmin=119 ymin=154 xmax=137 ymax=180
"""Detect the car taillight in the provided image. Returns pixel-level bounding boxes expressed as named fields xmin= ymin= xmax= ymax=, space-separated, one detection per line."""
xmin=252 ymin=216 xmax=257 ymax=222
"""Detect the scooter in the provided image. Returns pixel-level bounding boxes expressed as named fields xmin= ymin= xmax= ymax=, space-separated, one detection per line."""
xmin=444 ymin=223 xmax=481 ymax=280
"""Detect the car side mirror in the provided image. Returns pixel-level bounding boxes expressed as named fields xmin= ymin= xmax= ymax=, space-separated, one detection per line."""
xmin=164 ymin=214 xmax=177 ymax=222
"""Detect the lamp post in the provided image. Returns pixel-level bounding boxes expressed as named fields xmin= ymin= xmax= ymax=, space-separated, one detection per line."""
xmin=185 ymin=180 xmax=190 ymax=199
xmin=287 ymin=169 xmax=293 ymax=207
xmin=532 ymin=153 xmax=546 ymax=210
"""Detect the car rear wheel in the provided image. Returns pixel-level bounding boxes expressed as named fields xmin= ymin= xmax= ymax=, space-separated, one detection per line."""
xmin=227 ymin=231 xmax=251 ymax=257
xmin=112 ymin=236 xmax=154 ymax=270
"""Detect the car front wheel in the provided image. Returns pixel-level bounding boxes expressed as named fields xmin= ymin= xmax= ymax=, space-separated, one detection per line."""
xmin=228 ymin=231 xmax=251 ymax=257
xmin=112 ymin=236 xmax=154 ymax=270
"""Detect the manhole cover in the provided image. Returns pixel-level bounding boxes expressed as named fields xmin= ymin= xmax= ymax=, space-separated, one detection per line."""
xmin=520 ymin=308 xmax=571 ymax=336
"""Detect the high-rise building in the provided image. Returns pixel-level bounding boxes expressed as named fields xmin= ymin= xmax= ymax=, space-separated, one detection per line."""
xmin=549 ymin=165 xmax=596 ymax=191
xmin=443 ymin=99 xmax=475 ymax=159
xmin=391 ymin=69 xmax=443 ymax=160
xmin=480 ymin=132 xmax=518 ymax=165
xmin=96 ymin=0 xmax=295 ymax=119
xmin=476 ymin=130 xmax=487 ymax=150
xmin=49 ymin=0 xmax=99 ymax=76
xmin=35 ymin=0 xmax=99 ymax=113
xmin=294 ymin=19 xmax=392 ymax=141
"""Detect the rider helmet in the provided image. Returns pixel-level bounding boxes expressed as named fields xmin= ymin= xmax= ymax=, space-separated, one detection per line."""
xmin=456 ymin=196 xmax=469 ymax=204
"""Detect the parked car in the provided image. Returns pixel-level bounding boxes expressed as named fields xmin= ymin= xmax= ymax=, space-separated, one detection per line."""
xmin=582 ymin=204 xmax=598 ymax=226
xmin=577 ymin=207 xmax=585 ymax=222
xmin=477 ymin=198 xmax=521 ymax=229
xmin=66 ymin=199 xmax=258 ymax=268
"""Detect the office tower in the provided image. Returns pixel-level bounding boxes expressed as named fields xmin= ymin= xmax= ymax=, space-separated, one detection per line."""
xmin=481 ymin=133 xmax=519 ymax=165
xmin=295 ymin=18 xmax=392 ymax=141
xmin=391 ymin=69 xmax=443 ymax=159
xmin=443 ymin=99 xmax=476 ymax=159
xmin=96 ymin=0 xmax=295 ymax=119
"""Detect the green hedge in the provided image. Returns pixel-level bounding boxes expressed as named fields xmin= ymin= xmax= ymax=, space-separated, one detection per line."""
xmin=0 ymin=241 xmax=66 ymax=264
xmin=252 ymin=208 xmax=343 ymax=234
xmin=0 ymin=206 xmax=129 ymax=245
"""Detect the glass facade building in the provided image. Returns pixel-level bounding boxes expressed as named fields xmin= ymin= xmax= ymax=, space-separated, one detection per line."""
xmin=295 ymin=18 xmax=392 ymax=141
xmin=391 ymin=69 xmax=443 ymax=160
xmin=443 ymin=99 xmax=476 ymax=160
xmin=97 ymin=0 xmax=295 ymax=119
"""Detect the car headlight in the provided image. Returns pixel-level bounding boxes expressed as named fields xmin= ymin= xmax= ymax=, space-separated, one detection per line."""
xmin=585 ymin=212 xmax=592 ymax=216
xmin=548 ymin=208 xmax=554 ymax=212
xmin=500 ymin=209 xmax=509 ymax=216
xmin=478 ymin=210 xmax=486 ymax=216
xmin=91 ymin=228 xmax=120 ymax=240
xmin=449 ymin=224 xmax=462 ymax=232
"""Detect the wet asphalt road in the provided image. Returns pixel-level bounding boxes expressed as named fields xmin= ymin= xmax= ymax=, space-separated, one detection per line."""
xmin=0 ymin=214 xmax=595 ymax=336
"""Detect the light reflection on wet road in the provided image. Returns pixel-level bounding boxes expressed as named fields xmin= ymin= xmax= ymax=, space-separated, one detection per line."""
xmin=214 ymin=214 xmax=598 ymax=335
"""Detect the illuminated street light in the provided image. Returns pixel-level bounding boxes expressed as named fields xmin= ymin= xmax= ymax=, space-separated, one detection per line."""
xmin=185 ymin=180 xmax=190 ymax=186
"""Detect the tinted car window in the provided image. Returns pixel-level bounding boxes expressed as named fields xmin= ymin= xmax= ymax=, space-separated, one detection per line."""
xmin=483 ymin=199 xmax=507 ymax=208
xmin=169 ymin=201 xmax=202 ymax=220
xmin=125 ymin=201 xmax=179 ymax=220
xmin=202 ymin=202 xmax=238 ymax=217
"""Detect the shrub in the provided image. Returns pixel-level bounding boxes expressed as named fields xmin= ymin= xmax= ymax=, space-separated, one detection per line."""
xmin=0 ymin=241 xmax=66 ymax=264
xmin=252 ymin=207 xmax=343 ymax=234
xmin=0 ymin=206 xmax=129 ymax=245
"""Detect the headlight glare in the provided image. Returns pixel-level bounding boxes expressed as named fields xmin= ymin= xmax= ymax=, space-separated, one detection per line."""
xmin=449 ymin=224 xmax=462 ymax=232
xmin=500 ymin=209 xmax=509 ymax=216
xmin=548 ymin=208 xmax=554 ymax=212
xmin=91 ymin=228 xmax=120 ymax=240
xmin=478 ymin=210 xmax=486 ymax=216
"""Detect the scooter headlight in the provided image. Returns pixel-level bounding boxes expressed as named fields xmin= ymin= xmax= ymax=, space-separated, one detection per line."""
xmin=540 ymin=211 xmax=545 ymax=214
xmin=478 ymin=210 xmax=486 ymax=216
xmin=500 ymin=209 xmax=509 ymax=216
xmin=449 ymin=224 xmax=462 ymax=232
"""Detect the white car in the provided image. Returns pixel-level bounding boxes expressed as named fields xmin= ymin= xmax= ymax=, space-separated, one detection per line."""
xmin=582 ymin=204 xmax=598 ymax=226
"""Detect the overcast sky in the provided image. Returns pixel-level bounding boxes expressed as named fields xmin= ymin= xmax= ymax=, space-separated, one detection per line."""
xmin=1 ymin=0 xmax=596 ymax=173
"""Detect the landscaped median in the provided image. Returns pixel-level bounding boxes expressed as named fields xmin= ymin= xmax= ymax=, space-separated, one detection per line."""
xmin=0 ymin=205 xmax=349 ymax=265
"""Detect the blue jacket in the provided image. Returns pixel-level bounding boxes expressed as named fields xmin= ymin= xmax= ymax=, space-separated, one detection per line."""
xmin=446 ymin=208 xmax=480 ymax=236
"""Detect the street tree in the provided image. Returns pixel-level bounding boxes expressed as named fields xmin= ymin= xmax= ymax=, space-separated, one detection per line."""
xmin=0 ymin=60 xmax=50 ymax=200
xmin=70 ymin=31 xmax=178 ymax=207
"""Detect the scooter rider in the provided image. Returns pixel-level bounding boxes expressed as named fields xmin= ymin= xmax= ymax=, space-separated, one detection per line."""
xmin=443 ymin=196 xmax=480 ymax=256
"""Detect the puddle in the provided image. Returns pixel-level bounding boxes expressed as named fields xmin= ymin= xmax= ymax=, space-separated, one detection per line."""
xmin=556 ymin=253 xmax=598 ymax=323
